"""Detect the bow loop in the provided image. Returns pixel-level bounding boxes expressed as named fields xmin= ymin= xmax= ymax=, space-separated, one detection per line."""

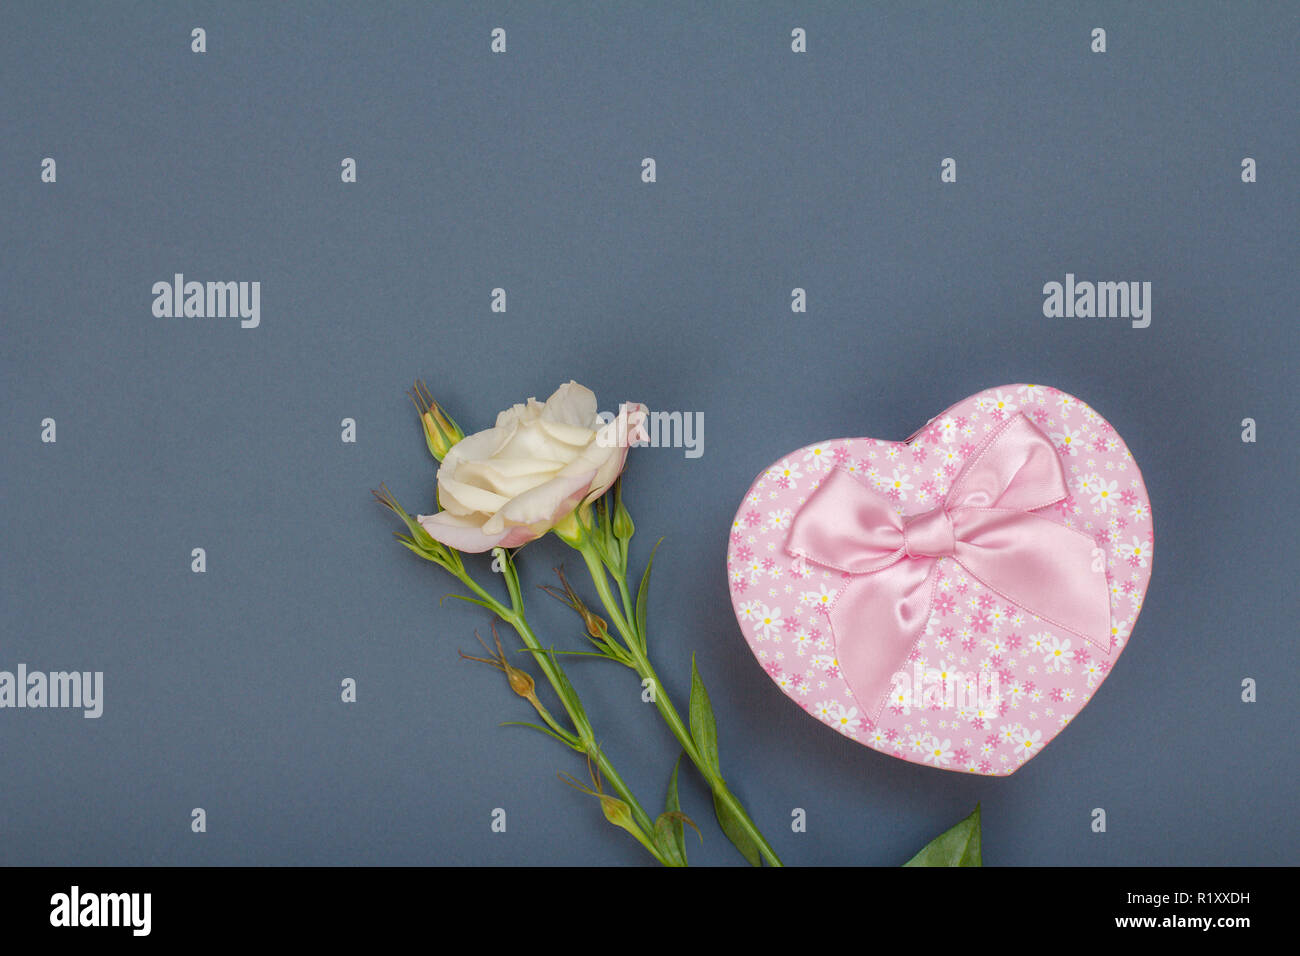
xmin=785 ymin=467 xmax=907 ymax=575
xmin=948 ymin=413 xmax=1071 ymax=512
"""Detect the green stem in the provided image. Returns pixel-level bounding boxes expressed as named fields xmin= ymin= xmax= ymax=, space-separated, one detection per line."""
xmin=574 ymin=541 xmax=784 ymax=867
xmin=453 ymin=564 xmax=661 ymax=846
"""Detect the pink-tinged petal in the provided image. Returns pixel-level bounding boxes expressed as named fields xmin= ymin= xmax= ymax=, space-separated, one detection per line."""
xmin=436 ymin=473 xmax=512 ymax=517
xmin=416 ymin=511 xmax=512 ymax=553
xmin=584 ymin=402 xmax=645 ymax=500
xmin=493 ymin=468 xmax=597 ymax=531
xmin=497 ymin=523 xmax=547 ymax=548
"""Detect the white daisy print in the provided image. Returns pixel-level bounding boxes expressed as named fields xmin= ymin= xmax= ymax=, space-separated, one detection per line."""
xmin=767 ymin=508 xmax=794 ymax=531
xmin=1014 ymin=727 xmax=1044 ymax=760
xmin=750 ymin=604 xmax=784 ymax=641
xmin=1051 ymin=424 xmax=1082 ymax=455
xmin=802 ymin=444 xmax=832 ymax=472
xmin=1119 ymin=536 xmax=1151 ymax=567
xmin=923 ymin=736 xmax=954 ymax=766
xmin=1090 ymin=477 xmax=1118 ymax=512
xmin=888 ymin=681 xmax=913 ymax=715
xmin=800 ymin=583 xmax=836 ymax=609
xmin=830 ymin=704 xmax=860 ymax=735
xmin=810 ymin=654 xmax=840 ymax=677
xmin=887 ymin=469 xmax=913 ymax=499
xmin=1043 ymin=635 xmax=1073 ymax=672
xmin=768 ymin=458 xmax=803 ymax=487
xmin=990 ymin=390 xmax=1017 ymax=414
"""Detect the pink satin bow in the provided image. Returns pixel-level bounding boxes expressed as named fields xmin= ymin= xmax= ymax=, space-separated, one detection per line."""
xmin=786 ymin=412 xmax=1112 ymax=721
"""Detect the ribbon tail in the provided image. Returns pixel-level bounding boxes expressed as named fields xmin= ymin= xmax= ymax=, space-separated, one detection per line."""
xmin=953 ymin=510 xmax=1113 ymax=653
xmin=826 ymin=559 xmax=937 ymax=723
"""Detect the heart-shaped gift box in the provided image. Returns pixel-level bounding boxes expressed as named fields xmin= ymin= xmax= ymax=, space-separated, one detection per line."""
xmin=725 ymin=384 xmax=1153 ymax=775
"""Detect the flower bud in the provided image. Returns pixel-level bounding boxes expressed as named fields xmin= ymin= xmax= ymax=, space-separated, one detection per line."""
xmin=599 ymin=795 xmax=635 ymax=831
xmin=579 ymin=605 xmax=608 ymax=642
xmin=551 ymin=503 xmax=592 ymax=546
xmin=409 ymin=380 xmax=465 ymax=462
xmin=612 ymin=494 xmax=634 ymax=543
xmin=504 ymin=662 xmax=536 ymax=701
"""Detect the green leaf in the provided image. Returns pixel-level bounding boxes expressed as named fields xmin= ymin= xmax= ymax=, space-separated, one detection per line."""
xmin=653 ymin=811 xmax=700 ymax=867
xmin=545 ymin=648 xmax=589 ymax=728
xmin=516 ymin=647 xmax=622 ymax=661
xmin=380 ymin=492 xmax=443 ymax=554
xmin=394 ymin=533 xmax=453 ymax=569
xmin=712 ymin=791 xmax=761 ymax=867
xmin=634 ymin=538 xmax=662 ymax=653
xmin=663 ymin=754 xmax=688 ymax=862
xmin=499 ymin=721 xmax=582 ymax=751
xmin=440 ymin=592 xmax=500 ymax=614
xmin=903 ymin=803 xmax=982 ymax=867
xmin=688 ymin=654 xmax=719 ymax=775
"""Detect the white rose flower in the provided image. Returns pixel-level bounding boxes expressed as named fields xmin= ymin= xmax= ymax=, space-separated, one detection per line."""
xmin=417 ymin=381 xmax=645 ymax=552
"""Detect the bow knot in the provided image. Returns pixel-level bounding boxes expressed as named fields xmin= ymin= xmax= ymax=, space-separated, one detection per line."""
xmin=902 ymin=507 xmax=955 ymax=559
xmin=786 ymin=412 xmax=1113 ymax=722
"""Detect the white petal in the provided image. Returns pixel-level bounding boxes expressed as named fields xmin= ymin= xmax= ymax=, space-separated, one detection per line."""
xmin=541 ymin=381 xmax=599 ymax=429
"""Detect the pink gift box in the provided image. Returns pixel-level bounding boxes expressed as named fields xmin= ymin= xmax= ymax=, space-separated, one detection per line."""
xmin=726 ymin=384 xmax=1154 ymax=775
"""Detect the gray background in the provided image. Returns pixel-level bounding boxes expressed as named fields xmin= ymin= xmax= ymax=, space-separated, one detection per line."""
xmin=2 ymin=1 xmax=1296 ymax=866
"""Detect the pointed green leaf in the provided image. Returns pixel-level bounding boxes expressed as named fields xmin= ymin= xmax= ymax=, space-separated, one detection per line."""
xmin=517 ymin=647 xmax=622 ymax=661
xmin=713 ymin=791 xmax=761 ymax=866
xmin=903 ymin=804 xmax=982 ymax=867
xmin=499 ymin=722 xmax=582 ymax=751
xmin=380 ymin=492 xmax=444 ymax=554
xmin=653 ymin=810 xmax=700 ymax=867
xmin=634 ymin=538 xmax=662 ymax=652
xmin=652 ymin=813 xmax=688 ymax=867
xmin=664 ymin=754 xmax=688 ymax=861
xmin=545 ymin=648 xmax=589 ymax=728
xmin=440 ymin=592 xmax=500 ymax=614
xmin=688 ymin=655 xmax=720 ymax=775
